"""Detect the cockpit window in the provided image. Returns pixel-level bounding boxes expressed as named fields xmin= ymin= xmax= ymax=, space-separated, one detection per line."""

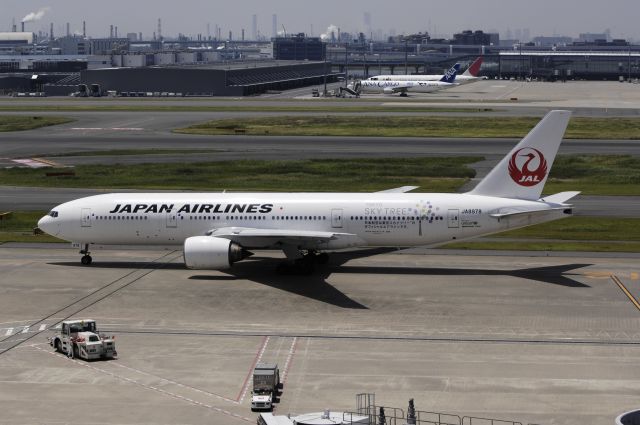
xmin=48 ymin=210 xmax=59 ymax=218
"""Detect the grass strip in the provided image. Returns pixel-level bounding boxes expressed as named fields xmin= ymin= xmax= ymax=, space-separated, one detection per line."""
xmin=442 ymin=241 xmax=640 ymax=252
xmin=0 ymin=157 xmax=478 ymax=192
xmin=0 ymin=115 xmax=73 ymax=132
xmin=0 ymin=211 xmax=62 ymax=243
xmin=176 ymin=116 xmax=640 ymax=139
xmin=494 ymin=217 xmax=640 ymax=241
xmin=3 ymin=155 xmax=640 ymax=196
xmin=544 ymin=155 xmax=640 ymax=196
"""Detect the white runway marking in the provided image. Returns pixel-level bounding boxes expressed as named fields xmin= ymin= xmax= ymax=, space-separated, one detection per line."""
xmin=32 ymin=345 xmax=252 ymax=423
xmin=21 ymin=326 xmax=29 ymax=334
xmin=238 ymin=336 xmax=270 ymax=404
xmin=5 ymin=328 xmax=13 ymax=336
xmin=38 ymin=324 xmax=46 ymax=331
xmin=281 ymin=337 xmax=298 ymax=385
xmin=11 ymin=159 xmax=50 ymax=168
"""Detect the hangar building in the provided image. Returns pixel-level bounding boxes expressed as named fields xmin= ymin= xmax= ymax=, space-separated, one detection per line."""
xmin=80 ymin=61 xmax=336 ymax=96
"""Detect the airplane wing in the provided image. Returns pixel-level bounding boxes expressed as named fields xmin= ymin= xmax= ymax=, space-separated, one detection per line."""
xmin=385 ymin=84 xmax=412 ymax=94
xmin=376 ymin=186 xmax=419 ymax=193
xmin=205 ymin=227 xmax=362 ymax=249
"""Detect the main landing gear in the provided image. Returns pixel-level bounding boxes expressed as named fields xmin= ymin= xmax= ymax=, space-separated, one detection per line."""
xmin=79 ymin=243 xmax=92 ymax=265
xmin=276 ymin=251 xmax=329 ymax=275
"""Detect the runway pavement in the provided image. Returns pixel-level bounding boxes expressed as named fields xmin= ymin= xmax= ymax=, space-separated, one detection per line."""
xmin=1 ymin=245 xmax=639 ymax=425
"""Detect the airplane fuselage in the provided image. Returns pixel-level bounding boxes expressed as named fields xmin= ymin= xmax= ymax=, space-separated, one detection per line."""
xmin=358 ymin=80 xmax=455 ymax=94
xmin=41 ymin=192 xmax=569 ymax=249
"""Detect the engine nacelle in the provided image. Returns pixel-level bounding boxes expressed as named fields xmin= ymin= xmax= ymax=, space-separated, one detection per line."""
xmin=383 ymin=87 xmax=395 ymax=94
xmin=183 ymin=236 xmax=250 ymax=269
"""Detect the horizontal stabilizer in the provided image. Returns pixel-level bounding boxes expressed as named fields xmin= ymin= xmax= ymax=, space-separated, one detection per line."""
xmin=539 ymin=191 xmax=581 ymax=205
xmin=376 ymin=186 xmax=419 ymax=193
xmin=489 ymin=206 xmax=568 ymax=218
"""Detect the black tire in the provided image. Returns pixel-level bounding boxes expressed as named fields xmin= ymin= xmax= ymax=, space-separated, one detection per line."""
xmin=73 ymin=344 xmax=79 ymax=358
xmin=55 ymin=339 xmax=62 ymax=353
xmin=81 ymin=255 xmax=92 ymax=265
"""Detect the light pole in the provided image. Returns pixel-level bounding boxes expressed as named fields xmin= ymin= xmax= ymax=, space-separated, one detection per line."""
xmin=344 ymin=42 xmax=349 ymax=88
xmin=404 ymin=38 xmax=408 ymax=75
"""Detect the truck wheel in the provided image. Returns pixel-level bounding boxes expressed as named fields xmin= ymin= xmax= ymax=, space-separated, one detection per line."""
xmin=55 ymin=340 xmax=62 ymax=353
xmin=73 ymin=344 xmax=79 ymax=358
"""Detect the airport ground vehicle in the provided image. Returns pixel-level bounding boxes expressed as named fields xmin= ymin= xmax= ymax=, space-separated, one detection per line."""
xmin=49 ymin=320 xmax=117 ymax=360
xmin=251 ymin=363 xmax=280 ymax=411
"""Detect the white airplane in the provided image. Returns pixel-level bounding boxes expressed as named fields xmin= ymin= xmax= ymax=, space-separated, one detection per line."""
xmin=354 ymin=63 xmax=459 ymax=96
xmin=38 ymin=110 xmax=578 ymax=274
xmin=367 ymin=56 xmax=484 ymax=84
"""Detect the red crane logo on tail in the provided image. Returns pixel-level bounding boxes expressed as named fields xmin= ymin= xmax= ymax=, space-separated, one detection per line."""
xmin=508 ymin=148 xmax=548 ymax=186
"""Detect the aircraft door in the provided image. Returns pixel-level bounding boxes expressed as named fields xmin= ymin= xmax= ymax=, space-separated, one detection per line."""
xmin=81 ymin=208 xmax=92 ymax=227
xmin=331 ymin=209 xmax=343 ymax=228
xmin=448 ymin=209 xmax=460 ymax=228
xmin=166 ymin=212 xmax=177 ymax=228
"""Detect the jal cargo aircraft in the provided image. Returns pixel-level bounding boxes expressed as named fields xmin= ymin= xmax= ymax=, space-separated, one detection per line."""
xmin=367 ymin=57 xmax=484 ymax=84
xmin=38 ymin=110 xmax=577 ymax=274
xmin=355 ymin=63 xmax=459 ymax=95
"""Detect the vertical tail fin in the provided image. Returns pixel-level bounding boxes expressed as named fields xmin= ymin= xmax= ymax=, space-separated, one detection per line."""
xmin=439 ymin=63 xmax=460 ymax=83
xmin=462 ymin=56 xmax=483 ymax=77
xmin=467 ymin=110 xmax=571 ymax=200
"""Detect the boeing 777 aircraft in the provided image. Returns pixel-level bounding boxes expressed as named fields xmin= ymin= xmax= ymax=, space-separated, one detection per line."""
xmin=38 ymin=111 xmax=577 ymax=274
xmin=367 ymin=57 xmax=484 ymax=84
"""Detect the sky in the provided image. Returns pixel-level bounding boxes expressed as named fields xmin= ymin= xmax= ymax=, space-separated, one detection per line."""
xmin=3 ymin=0 xmax=639 ymax=41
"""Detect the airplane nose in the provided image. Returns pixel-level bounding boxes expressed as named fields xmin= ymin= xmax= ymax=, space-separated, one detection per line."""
xmin=38 ymin=215 xmax=58 ymax=236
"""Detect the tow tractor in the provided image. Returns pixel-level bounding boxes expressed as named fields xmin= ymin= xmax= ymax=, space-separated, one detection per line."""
xmin=49 ymin=320 xmax=117 ymax=360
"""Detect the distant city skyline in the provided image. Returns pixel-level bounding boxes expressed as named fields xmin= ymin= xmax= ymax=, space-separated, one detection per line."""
xmin=3 ymin=0 xmax=639 ymax=41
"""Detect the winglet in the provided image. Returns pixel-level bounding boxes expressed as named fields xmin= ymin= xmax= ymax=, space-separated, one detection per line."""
xmin=439 ymin=63 xmax=460 ymax=83
xmin=468 ymin=110 xmax=572 ymax=200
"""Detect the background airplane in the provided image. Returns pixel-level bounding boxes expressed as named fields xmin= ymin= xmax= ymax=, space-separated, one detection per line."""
xmin=367 ymin=57 xmax=483 ymax=84
xmin=352 ymin=63 xmax=460 ymax=96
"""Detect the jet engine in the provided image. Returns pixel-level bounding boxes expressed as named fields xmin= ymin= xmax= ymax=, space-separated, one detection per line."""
xmin=183 ymin=236 xmax=252 ymax=269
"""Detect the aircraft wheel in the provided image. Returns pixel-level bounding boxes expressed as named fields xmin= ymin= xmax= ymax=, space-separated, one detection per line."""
xmin=81 ymin=255 xmax=92 ymax=265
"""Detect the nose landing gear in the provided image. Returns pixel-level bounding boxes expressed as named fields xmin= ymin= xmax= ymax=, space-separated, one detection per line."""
xmin=79 ymin=243 xmax=92 ymax=265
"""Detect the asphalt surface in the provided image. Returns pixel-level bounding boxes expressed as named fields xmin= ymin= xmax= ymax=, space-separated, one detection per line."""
xmin=1 ymin=245 xmax=639 ymax=425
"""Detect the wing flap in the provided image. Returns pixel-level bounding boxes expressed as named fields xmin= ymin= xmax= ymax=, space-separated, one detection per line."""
xmin=207 ymin=227 xmax=354 ymax=240
xmin=206 ymin=227 xmax=363 ymax=250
